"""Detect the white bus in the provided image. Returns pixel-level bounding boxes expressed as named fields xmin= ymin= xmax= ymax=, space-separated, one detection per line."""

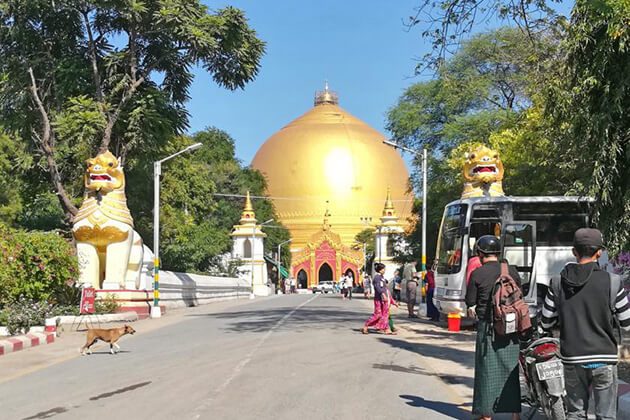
xmin=432 ymin=196 xmax=594 ymax=316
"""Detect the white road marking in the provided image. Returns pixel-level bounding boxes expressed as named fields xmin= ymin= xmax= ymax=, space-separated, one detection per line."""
xmin=192 ymin=295 xmax=318 ymax=419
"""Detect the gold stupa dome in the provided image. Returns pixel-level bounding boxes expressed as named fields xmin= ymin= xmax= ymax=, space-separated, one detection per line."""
xmin=251 ymin=84 xmax=414 ymax=251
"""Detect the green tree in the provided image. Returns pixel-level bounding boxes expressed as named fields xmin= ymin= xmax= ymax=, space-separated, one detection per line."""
xmin=354 ymin=228 xmax=375 ymax=272
xmin=547 ymin=0 xmax=630 ymax=252
xmin=0 ymin=1 xmax=265 ymax=223
xmin=406 ymin=0 xmax=566 ymax=70
xmin=388 ymin=28 xmax=562 ymax=261
xmin=387 ymin=27 xmax=544 ymax=153
xmin=0 ymin=131 xmax=29 ymax=226
xmin=354 ymin=228 xmax=375 ymax=254
xmin=128 ymin=128 xmax=290 ymax=274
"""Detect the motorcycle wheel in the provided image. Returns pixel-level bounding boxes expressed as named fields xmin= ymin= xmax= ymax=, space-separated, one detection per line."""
xmin=541 ymin=394 xmax=565 ymax=420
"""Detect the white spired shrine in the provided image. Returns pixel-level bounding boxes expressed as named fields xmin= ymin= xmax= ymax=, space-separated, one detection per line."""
xmin=231 ymin=192 xmax=270 ymax=297
xmin=374 ymin=187 xmax=406 ymax=280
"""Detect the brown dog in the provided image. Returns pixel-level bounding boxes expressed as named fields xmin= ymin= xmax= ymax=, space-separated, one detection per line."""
xmin=80 ymin=325 xmax=136 ymax=355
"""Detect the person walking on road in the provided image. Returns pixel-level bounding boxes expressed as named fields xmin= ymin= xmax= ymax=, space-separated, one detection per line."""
xmin=386 ymin=287 xmax=399 ymax=334
xmin=465 ymin=235 xmax=522 ymax=420
xmin=403 ymin=261 xmax=419 ymax=318
xmin=341 ymin=274 xmax=348 ymax=299
xmin=392 ymin=269 xmax=402 ymax=301
xmin=541 ymin=228 xmax=630 ymax=420
xmin=425 ymin=269 xmax=440 ymax=322
xmin=362 ymin=263 xmax=393 ymax=335
xmin=363 ymin=274 xmax=372 ymax=299
xmin=345 ymin=274 xmax=353 ymax=300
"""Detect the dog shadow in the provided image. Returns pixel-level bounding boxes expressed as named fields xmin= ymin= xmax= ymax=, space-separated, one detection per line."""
xmin=83 ymin=350 xmax=131 ymax=356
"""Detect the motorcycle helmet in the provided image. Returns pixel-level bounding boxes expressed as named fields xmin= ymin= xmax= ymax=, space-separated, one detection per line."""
xmin=476 ymin=235 xmax=501 ymax=255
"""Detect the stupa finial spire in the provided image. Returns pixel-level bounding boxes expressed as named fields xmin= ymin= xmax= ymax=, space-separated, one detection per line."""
xmin=240 ymin=191 xmax=256 ymax=223
xmin=314 ymin=81 xmax=339 ymax=106
xmin=381 ymin=186 xmax=397 ymax=218
xmin=244 ymin=191 xmax=253 ymax=211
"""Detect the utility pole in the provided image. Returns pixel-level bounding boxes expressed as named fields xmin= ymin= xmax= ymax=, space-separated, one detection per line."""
xmin=277 ymin=238 xmax=292 ymax=291
xmin=152 ymin=142 xmax=203 ymax=319
xmin=250 ymin=218 xmax=274 ymax=299
xmin=383 ymin=140 xmax=428 ymax=280
xmin=421 ymin=148 xmax=428 ymax=279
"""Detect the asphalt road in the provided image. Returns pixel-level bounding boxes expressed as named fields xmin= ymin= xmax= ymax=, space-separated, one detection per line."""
xmin=0 ymin=294 xmax=470 ymax=420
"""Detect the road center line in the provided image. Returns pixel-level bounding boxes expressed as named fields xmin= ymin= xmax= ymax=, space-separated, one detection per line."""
xmin=192 ymin=295 xmax=318 ymax=419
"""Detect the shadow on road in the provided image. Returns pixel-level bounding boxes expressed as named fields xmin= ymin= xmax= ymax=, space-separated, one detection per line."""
xmin=186 ymin=303 xmax=367 ymax=333
xmin=378 ymin=336 xmax=475 ymax=370
xmin=373 ymin=361 xmax=474 ymax=388
xmin=400 ymin=394 xmax=472 ymax=418
xmin=400 ymin=323 xmax=477 ymax=343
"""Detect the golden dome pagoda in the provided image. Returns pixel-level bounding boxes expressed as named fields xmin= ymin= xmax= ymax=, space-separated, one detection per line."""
xmin=251 ymin=84 xmax=414 ymax=252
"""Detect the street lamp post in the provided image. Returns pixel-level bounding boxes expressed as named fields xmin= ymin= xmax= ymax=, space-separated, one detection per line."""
xmin=251 ymin=218 xmax=274 ymax=300
xmin=152 ymin=142 xmax=203 ymax=319
xmin=277 ymin=238 xmax=292 ymax=269
xmin=277 ymin=238 xmax=292 ymax=292
xmin=383 ymin=140 xmax=429 ymax=280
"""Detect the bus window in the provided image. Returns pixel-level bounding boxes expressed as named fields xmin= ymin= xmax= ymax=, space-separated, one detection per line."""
xmin=469 ymin=222 xmax=502 ymax=253
xmin=437 ymin=204 xmax=468 ymax=275
xmin=502 ymin=223 xmax=535 ymax=295
xmin=513 ymin=202 xmax=589 ymax=246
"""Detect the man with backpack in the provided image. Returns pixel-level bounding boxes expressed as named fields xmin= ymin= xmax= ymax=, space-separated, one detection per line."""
xmin=541 ymin=228 xmax=630 ymax=420
xmin=465 ymin=235 xmax=523 ymax=420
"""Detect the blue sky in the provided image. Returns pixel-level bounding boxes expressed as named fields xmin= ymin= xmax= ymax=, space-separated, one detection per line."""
xmin=188 ymin=1 xmax=573 ymax=165
xmin=188 ymin=0 xmax=431 ymax=164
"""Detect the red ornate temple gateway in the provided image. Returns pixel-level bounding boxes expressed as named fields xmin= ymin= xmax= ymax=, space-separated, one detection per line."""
xmin=291 ymin=221 xmax=363 ymax=289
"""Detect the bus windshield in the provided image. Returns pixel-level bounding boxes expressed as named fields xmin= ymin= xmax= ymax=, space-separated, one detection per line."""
xmin=437 ymin=204 xmax=468 ymax=275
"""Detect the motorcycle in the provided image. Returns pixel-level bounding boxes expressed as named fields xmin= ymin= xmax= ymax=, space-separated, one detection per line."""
xmin=519 ymin=336 xmax=566 ymax=419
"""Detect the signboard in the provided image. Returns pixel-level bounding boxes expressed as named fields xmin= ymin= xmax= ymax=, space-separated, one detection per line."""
xmin=80 ymin=287 xmax=96 ymax=315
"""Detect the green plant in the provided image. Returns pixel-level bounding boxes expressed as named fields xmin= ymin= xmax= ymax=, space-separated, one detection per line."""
xmin=0 ymin=309 xmax=8 ymax=326
xmin=0 ymin=224 xmax=79 ymax=306
xmin=49 ymin=304 xmax=80 ymax=317
xmin=5 ymin=297 xmax=52 ymax=335
xmin=94 ymin=294 xmax=120 ymax=315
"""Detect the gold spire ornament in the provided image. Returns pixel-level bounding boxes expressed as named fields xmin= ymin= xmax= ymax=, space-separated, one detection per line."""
xmin=314 ymin=81 xmax=339 ymax=106
xmin=240 ymin=191 xmax=257 ymax=223
xmin=378 ymin=186 xmax=403 ymax=232
xmin=382 ymin=186 xmax=396 ymax=217
xmin=231 ymin=191 xmax=266 ymax=238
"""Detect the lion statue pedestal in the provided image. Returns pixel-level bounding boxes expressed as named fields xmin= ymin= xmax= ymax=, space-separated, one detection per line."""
xmin=73 ymin=151 xmax=145 ymax=290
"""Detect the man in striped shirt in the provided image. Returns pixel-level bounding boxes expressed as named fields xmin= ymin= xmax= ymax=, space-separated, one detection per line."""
xmin=541 ymin=228 xmax=630 ymax=420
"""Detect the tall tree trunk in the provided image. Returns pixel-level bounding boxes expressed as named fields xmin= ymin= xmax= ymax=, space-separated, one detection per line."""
xmin=28 ymin=68 xmax=78 ymax=223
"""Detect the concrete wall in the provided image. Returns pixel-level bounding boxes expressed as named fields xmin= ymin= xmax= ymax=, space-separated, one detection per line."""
xmin=157 ymin=271 xmax=252 ymax=309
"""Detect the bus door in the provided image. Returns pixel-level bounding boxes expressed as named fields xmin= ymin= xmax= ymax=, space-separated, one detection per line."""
xmin=501 ymin=222 xmax=536 ymax=301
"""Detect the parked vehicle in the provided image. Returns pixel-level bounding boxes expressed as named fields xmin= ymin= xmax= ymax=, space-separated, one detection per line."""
xmin=433 ymin=196 xmax=594 ymax=316
xmin=520 ymin=336 xmax=566 ymax=420
xmin=312 ymin=281 xmax=335 ymax=294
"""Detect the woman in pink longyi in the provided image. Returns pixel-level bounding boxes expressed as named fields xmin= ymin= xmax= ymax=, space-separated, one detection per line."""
xmin=362 ymin=263 xmax=392 ymax=334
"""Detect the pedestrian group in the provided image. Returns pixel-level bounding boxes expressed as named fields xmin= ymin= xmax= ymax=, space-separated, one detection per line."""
xmin=466 ymin=228 xmax=630 ymax=420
